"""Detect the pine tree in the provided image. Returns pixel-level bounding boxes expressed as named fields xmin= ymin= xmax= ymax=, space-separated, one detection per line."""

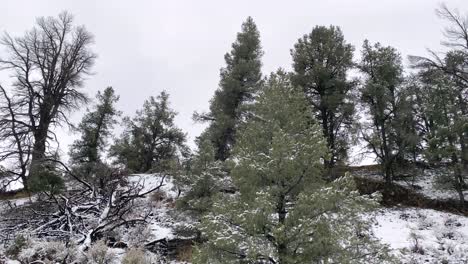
xmin=110 ymin=91 xmax=186 ymax=173
xmin=196 ymin=17 xmax=263 ymax=161
xmin=410 ymin=5 xmax=467 ymax=207
xmin=358 ymin=41 xmax=417 ymax=185
xmin=69 ymin=87 xmax=121 ymax=164
xmin=194 ymin=71 xmax=392 ymax=264
xmin=413 ymin=65 xmax=467 ymax=207
xmin=291 ymin=25 xmax=356 ymax=176
xmin=68 ymin=87 xmax=120 ymax=190
xmin=175 ymin=136 xmax=226 ymax=217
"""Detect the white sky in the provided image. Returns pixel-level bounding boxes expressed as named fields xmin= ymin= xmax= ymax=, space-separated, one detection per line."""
xmin=1 ymin=0 xmax=468 ymax=160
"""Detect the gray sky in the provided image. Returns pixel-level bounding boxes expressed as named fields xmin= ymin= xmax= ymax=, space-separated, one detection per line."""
xmin=2 ymin=0 xmax=468 ymax=157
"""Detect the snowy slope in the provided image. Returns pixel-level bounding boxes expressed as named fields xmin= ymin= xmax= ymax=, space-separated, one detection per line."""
xmin=128 ymin=174 xmax=178 ymax=241
xmin=3 ymin=173 xmax=468 ymax=263
xmin=356 ymin=168 xmax=468 ymax=202
xmin=374 ymin=207 xmax=468 ymax=263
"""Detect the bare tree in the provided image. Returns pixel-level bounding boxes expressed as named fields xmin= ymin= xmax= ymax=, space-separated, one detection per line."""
xmin=437 ymin=4 xmax=468 ymax=54
xmin=0 ymin=11 xmax=96 ymax=185
xmin=0 ymin=85 xmax=32 ymax=189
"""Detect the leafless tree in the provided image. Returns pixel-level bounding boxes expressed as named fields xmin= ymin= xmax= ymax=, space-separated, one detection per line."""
xmin=0 ymin=11 xmax=96 ymax=186
xmin=0 ymin=85 xmax=32 ymax=189
xmin=410 ymin=4 xmax=468 ymax=83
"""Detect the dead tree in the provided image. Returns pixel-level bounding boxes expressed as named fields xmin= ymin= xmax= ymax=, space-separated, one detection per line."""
xmin=0 ymin=11 xmax=96 ymax=182
xmin=0 ymin=85 xmax=32 ymax=190
xmin=15 ymin=161 xmax=168 ymax=250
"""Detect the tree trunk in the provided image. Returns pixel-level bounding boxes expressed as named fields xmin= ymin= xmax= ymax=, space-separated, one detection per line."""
xmin=29 ymin=124 xmax=49 ymax=178
xmin=454 ymin=161 xmax=465 ymax=209
xmin=383 ymin=162 xmax=392 ymax=186
xmin=143 ymin=150 xmax=153 ymax=172
xmin=277 ymin=194 xmax=287 ymax=264
xmin=460 ymin=132 xmax=468 ymax=179
xmin=320 ymin=108 xmax=335 ymax=179
xmin=380 ymin=120 xmax=393 ymax=186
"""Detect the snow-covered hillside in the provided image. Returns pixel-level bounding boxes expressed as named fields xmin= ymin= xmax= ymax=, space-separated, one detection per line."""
xmin=374 ymin=208 xmax=468 ymax=263
xmin=356 ymin=167 xmax=468 ymax=202
xmin=2 ymin=173 xmax=468 ymax=263
xmin=0 ymin=174 xmax=190 ymax=264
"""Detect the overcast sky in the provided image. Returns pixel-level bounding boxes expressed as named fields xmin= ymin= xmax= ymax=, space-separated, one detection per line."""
xmin=2 ymin=0 xmax=468 ymax=157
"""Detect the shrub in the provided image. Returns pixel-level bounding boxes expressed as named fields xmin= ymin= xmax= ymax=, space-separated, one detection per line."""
xmin=150 ymin=190 xmax=166 ymax=203
xmin=28 ymin=167 xmax=65 ymax=194
xmin=5 ymin=235 xmax=28 ymax=259
xmin=122 ymin=247 xmax=152 ymax=264
xmin=86 ymin=240 xmax=115 ymax=264
xmin=9 ymin=239 xmax=78 ymax=263
xmin=176 ymin=243 xmax=192 ymax=262
xmin=126 ymin=225 xmax=152 ymax=247
xmin=409 ymin=231 xmax=425 ymax=255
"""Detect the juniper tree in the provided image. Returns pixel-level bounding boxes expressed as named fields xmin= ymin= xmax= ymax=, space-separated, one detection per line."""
xmin=194 ymin=71 xmax=392 ymax=264
xmin=406 ymin=5 xmax=467 ymax=207
xmin=358 ymin=41 xmax=417 ymax=185
xmin=412 ymin=68 xmax=467 ymax=207
xmin=291 ymin=25 xmax=356 ymax=176
xmin=195 ymin=17 xmax=263 ymax=161
xmin=410 ymin=5 xmax=467 ymax=188
xmin=110 ymin=91 xmax=186 ymax=173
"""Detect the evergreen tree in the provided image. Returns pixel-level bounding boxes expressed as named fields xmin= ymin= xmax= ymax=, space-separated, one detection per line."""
xmin=110 ymin=91 xmax=186 ymax=173
xmin=196 ymin=17 xmax=263 ymax=161
xmin=194 ymin=71 xmax=392 ymax=264
xmin=291 ymin=25 xmax=356 ymax=176
xmin=358 ymin=41 xmax=417 ymax=185
xmin=68 ymin=87 xmax=120 ymax=191
xmin=410 ymin=5 xmax=467 ymax=205
xmin=412 ymin=62 xmax=467 ymax=207
xmin=69 ymin=87 xmax=121 ymax=164
xmin=175 ymin=136 xmax=226 ymax=217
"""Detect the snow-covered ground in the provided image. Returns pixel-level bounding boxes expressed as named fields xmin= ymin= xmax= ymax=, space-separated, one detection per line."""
xmin=398 ymin=169 xmax=468 ymax=201
xmin=0 ymin=174 xmax=187 ymax=263
xmin=356 ymin=168 xmax=468 ymax=202
xmin=128 ymin=174 xmax=178 ymax=242
xmin=3 ymin=173 xmax=468 ymax=263
xmin=0 ymin=177 xmax=23 ymax=192
xmin=129 ymin=173 xmax=179 ymax=199
xmin=374 ymin=207 xmax=468 ymax=263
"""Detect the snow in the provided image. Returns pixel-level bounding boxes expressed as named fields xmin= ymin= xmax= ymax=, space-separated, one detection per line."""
xmin=356 ymin=168 xmax=468 ymax=202
xmin=150 ymin=221 xmax=174 ymax=241
xmin=128 ymin=174 xmax=177 ymax=241
xmin=373 ymin=207 xmax=468 ymax=263
xmin=0 ymin=177 xmax=23 ymax=192
xmin=373 ymin=210 xmax=413 ymax=249
xmin=1 ymin=173 xmax=180 ymax=262
xmin=3 ymin=172 xmax=468 ymax=263
xmin=401 ymin=170 xmax=468 ymax=201
xmin=129 ymin=173 xmax=178 ymax=199
xmin=0 ymin=196 xmax=34 ymax=215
